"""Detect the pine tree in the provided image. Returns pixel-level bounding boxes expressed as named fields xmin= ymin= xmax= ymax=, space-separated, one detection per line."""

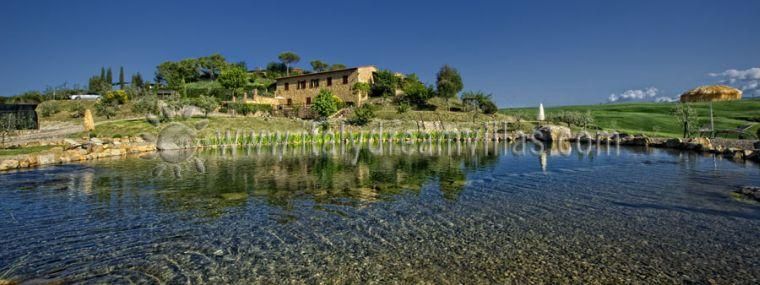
xmin=118 ymin=66 xmax=125 ymax=90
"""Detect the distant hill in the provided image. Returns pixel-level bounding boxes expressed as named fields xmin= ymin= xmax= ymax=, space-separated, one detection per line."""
xmin=501 ymin=98 xmax=760 ymax=138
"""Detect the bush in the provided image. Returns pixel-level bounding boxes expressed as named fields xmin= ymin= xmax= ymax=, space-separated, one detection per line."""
xmin=103 ymin=90 xmax=129 ymax=105
xmin=192 ymin=95 xmax=220 ymax=117
xmin=38 ymin=102 xmax=61 ymax=117
xmin=397 ymin=102 xmax=411 ymax=114
xmin=480 ymin=101 xmax=498 ymax=114
xmin=348 ymin=104 xmax=377 ymax=126
xmin=95 ymin=100 xmax=118 ymax=119
xmin=132 ymin=95 xmax=160 ymax=115
xmin=227 ymin=102 xmax=272 ymax=116
xmin=69 ymin=102 xmax=86 ymax=118
xmin=311 ymin=89 xmax=341 ymax=118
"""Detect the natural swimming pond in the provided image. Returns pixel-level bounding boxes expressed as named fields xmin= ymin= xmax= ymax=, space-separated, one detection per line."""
xmin=1 ymin=142 xmax=759 ymax=283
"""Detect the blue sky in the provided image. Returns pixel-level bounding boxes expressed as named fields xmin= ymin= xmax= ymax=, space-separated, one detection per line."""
xmin=1 ymin=0 xmax=759 ymax=107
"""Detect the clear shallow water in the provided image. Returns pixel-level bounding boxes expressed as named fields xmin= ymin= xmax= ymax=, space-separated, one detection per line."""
xmin=1 ymin=142 xmax=759 ymax=284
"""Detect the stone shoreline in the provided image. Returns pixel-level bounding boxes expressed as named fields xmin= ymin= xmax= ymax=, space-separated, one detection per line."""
xmin=0 ymin=137 xmax=156 ymax=172
xmin=1 ymin=131 xmax=758 ymax=172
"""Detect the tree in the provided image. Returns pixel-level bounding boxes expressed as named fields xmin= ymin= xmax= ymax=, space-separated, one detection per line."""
xmin=278 ymin=51 xmax=300 ymax=76
xmin=198 ymin=53 xmax=228 ymax=80
xmin=131 ymin=73 xmax=144 ymax=89
xmin=118 ymin=66 xmax=125 ymax=90
xmin=436 ymin=65 xmax=463 ymax=111
xmin=311 ymin=89 xmax=340 ymax=118
xmin=672 ymin=103 xmax=699 ymax=138
xmin=329 ymin=64 xmax=347 ymax=71
xmin=106 ymin=67 xmax=113 ymax=86
xmin=310 ymin=60 xmax=329 ymax=72
xmin=100 ymin=67 xmax=106 ymax=81
xmin=401 ymin=74 xmax=432 ymax=107
xmin=88 ymin=76 xmax=110 ymax=95
xmin=218 ymin=65 xmax=249 ymax=99
xmin=371 ymin=70 xmax=401 ymax=105
xmin=192 ymin=95 xmax=220 ymax=117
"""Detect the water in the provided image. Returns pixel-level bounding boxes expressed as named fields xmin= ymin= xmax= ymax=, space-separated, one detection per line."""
xmin=1 ymin=142 xmax=759 ymax=284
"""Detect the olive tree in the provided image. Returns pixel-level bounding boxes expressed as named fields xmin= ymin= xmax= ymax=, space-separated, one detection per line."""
xmin=672 ymin=103 xmax=699 ymax=138
xmin=436 ymin=65 xmax=463 ymax=111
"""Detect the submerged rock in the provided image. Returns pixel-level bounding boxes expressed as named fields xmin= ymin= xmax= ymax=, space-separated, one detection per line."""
xmin=736 ymin=186 xmax=760 ymax=201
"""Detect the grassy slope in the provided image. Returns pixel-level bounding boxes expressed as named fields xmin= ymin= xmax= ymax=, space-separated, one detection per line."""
xmin=501 ymin=98 xmax=760 ymax=137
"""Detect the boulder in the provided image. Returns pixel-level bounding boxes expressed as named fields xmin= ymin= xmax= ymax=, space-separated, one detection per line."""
xmin=0 ymin=160 xmax=19 ymax=171
xmin=665 ymin=138 xmax=683 ymax=148
xmin=723 ymin=148 xmax=743 ymax=159
xmin=63 ymin=139 xmax=81 ymax=150
xmin=534 ymin=125 xmax=572 ymax=142
xmin=36 ymin=154 xmax=57 ymax=166
xmin=685 ymin=137 xmax=712 ymax=151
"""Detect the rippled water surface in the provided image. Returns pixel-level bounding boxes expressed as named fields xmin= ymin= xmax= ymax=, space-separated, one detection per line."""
xmin=1 ymin=142 xmax=759 ymax=284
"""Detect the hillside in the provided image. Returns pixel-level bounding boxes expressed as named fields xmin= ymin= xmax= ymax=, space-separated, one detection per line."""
xmin=501 ymin=98 xmax=760 ymax=138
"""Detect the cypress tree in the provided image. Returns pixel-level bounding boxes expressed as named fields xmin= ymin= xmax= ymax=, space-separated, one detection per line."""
xmin=118 ymin=66 xmax=125 ymax=90
xmin=100 ymin=67 xmax=106 ymax=81
xmin=106 ymin=67 xmax=113 ymax=85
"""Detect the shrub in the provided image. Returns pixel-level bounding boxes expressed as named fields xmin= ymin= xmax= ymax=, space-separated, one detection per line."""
xmin=95 ymin=100 xmax=118 ymax=119
xmin=227 ymin=102 xmax=272 ymax=116
xmin=69 ymin=102 xmax=86 ymax=118
xmin=132 ymin=95 xmax=160 ymax=115
xmin=103 ymin=90 xmax=129 ymax=105
xmin=480 ymin=101 xmax=498 ymax=114
xmin=311 ymin=89 xmax=341 ymax=118
xmin=397 ymin=102 xmax=411 ymax=114
xmin=38 ymin=102 xmax=61 ymax=117
xmin=348 ymin=104 xmax=376 ymax=126
xmin=192 ymin=95 xmax=220 ymax=117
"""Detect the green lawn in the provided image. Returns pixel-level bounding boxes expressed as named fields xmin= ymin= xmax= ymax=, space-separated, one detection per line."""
xmin=501 ymin=98 xmax=760 ymax=138
xmin=0 ymin=145 xmax=55 ymax=157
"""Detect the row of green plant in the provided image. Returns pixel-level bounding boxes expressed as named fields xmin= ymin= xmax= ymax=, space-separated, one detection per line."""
xmin=197 ymin=129 xmax=505 ymax=147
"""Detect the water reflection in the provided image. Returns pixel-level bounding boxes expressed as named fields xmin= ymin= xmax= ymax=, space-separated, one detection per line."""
xmin=1 ymin=141 xmax=759 ymax=283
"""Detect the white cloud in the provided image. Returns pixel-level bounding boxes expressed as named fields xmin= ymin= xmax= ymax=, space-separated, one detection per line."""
xmin=608 ymin=87 xmax=660 ymax=102
xmin=709 ymin=67 xmax=760 ymax=96
xmin=655 ymin=96 xmax=678 ymax=103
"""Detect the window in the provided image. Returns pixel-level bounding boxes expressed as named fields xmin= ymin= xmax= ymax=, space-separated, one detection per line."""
xmin=284 ymin=83 xmax=289 ymax=91
xmin=287 ymin=98 xmax=292 ymax=106
xmin=298 ymin=81 xmax=306 ymax=89
xmin=310 ymin=79 xmax=319 ymax=88
xmin=327 ymin=77 xmax=332 ymax=86
xmin=342 ymin=75 xmax=349 ymax=84
xmin=306 ymin=97 xmax=312 ymax=105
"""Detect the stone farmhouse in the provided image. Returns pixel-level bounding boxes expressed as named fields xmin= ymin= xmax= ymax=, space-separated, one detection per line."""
xmin=273 ymin=66 xmax=377 ymax=107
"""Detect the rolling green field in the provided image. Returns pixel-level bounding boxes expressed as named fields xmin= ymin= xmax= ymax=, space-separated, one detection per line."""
xmin=501 ymin=98 xmax=760 ymax=138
